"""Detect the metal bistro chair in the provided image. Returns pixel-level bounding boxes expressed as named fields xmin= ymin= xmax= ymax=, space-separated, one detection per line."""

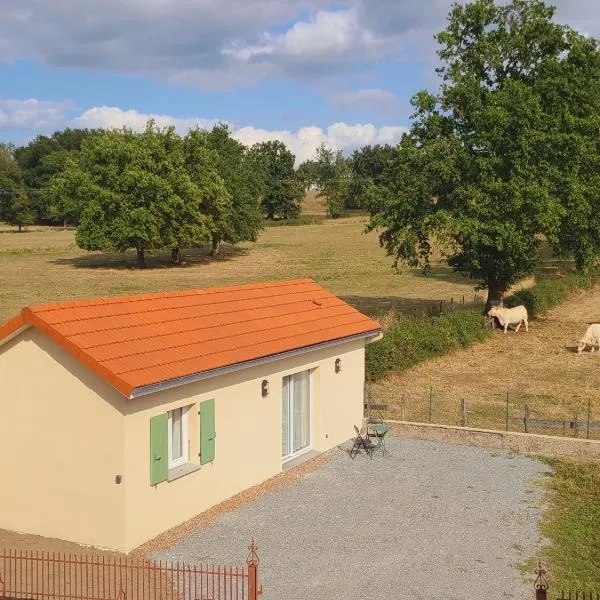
xmin=350 ymin=424 xmax=375 ymax=459
xmin=367 ymin=419 xmax=390 ymax=456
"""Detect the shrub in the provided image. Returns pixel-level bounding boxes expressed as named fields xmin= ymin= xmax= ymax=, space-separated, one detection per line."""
xmin=365 ymin=308 xmax=490 ymax=382
xmin=505 ymin=269 xmax=600 ymax=317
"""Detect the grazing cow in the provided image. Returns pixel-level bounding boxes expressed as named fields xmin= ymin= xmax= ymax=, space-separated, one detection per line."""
xmin=487 ymin=305 xmax=529 ymax=334
xmin=577 ymin=323 xmax=600 ymax=353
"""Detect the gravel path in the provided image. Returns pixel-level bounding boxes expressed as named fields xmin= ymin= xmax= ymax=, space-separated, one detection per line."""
xmin=152 ymin=438 xmax=548 ymax=600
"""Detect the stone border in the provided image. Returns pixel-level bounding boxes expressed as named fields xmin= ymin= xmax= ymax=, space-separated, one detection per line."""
xmin=382 ymin=420 xmax=600 ymax=459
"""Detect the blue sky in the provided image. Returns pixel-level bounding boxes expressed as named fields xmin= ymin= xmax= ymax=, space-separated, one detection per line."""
xmin=0 ymin=0 xmax=597 ymax=163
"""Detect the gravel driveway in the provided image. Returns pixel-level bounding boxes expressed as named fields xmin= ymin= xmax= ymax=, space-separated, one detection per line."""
xmin=152 ymin=438 xmax=548 ymax=600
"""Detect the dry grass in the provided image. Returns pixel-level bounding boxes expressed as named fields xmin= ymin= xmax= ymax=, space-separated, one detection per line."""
xmin=301 ymin=190 xmax=326 ymax=215
xmin=0 ymin=217 xmax=480 ymax=323
xmin=370 ymin=285 xmax=600 ymax=438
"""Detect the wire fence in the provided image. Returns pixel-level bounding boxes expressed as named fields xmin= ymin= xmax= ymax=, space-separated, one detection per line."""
xmin=369 ymin=386 xmax=600 ymax=441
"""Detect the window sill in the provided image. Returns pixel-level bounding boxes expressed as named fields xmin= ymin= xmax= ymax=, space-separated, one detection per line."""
xmin=167 ymin=463 xmax=201 ymax=482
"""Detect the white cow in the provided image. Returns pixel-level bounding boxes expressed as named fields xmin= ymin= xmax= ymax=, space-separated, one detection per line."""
xmin=487 ymin=305 xmax=529 ymax=334
xmin=577 ymin=324 xmax=600 ymax=353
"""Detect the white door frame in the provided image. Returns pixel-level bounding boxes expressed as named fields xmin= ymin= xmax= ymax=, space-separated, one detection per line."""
xmin=282 ymin=369 xmax=313 ymax=463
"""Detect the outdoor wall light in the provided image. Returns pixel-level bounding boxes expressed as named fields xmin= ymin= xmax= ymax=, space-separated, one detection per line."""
xmin=261 ymin=379 xmax=270 ymax=397
xmin=335 ymin=358 xmax=342 ymax=373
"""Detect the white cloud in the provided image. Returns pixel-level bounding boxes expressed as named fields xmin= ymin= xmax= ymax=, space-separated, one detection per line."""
xmin=66 ymin=105 xmax=406 ymax=164
xmin=0 ymin=98 xmax=73 ymax=130
xmin=0 ymin=101 xmax=407 ymax=163
xmin=232 ymin=122 xmax=406 ymax=164
xmin=73 ymin=107 xmax=219 ymax=133
xmin=224 ymin=8 xmax=381 ymax=69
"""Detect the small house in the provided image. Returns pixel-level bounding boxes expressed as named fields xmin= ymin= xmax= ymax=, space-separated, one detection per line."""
xmin=0 ymin=279 xmax=381 ymax=552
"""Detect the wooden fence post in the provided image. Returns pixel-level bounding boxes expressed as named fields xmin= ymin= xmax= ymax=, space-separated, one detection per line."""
xmin=460 ymin=399 xmax=468 ymax=427
xmin=587 ymin=398 xmax=591 ymax=440
xmin=428 ymin=384 xmax=433 ymax=423
xmin=505 ymin=391 xmax=509 ymax=431
xmin=524 ymin=405 xmax=530 ymax=434
xmin=400 ymin=395 xmax=406 ymax=421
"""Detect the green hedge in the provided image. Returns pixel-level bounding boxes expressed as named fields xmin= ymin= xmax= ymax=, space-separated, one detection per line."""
xmin=365 ymin=268 xmax=600 ymax=382
xmin=365 ymin=308 xmax=490 ymax=382
xmin=504 ymin=269 xmax=600 ymax=317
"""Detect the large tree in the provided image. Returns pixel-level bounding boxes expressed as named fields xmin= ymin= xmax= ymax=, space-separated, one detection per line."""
xmin=194 ymin=124 xmax=264 ymax=255
xmin=54 ymin=123 xmax=213 ymax=267
xmin=15 ymin=128 xmax=97 ymax=224
xmin=347 ymin=144 xmax=395 ymax=210
xmin=0 ymin=143 xmax=33 ymax=231
xmin=249 ymin=140 xmax=304 ymax=219
xmin=312 ymin=143 xmax=352 ymax=218
xmin=368 ymin=0 xmax=600 ymax=311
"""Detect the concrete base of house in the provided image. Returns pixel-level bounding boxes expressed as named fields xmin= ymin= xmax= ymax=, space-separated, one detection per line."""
xmin=380 ymin=419 xmax=600 ymax=459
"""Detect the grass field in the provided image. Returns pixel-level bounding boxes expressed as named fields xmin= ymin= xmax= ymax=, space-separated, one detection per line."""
xmin=370 ymin=284 xmax=600 ymax=438
xmin=0 ymin=217 xmax=481 ymax=323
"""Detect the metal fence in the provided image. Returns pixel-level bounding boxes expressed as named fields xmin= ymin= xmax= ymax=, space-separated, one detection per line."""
xmin=0 ymin=540 xmax=261 ymax=600
xmin=534 ymin=563 xmax=599 ymax=600
xmin=368 ymin=386 xmax=600 ymax=441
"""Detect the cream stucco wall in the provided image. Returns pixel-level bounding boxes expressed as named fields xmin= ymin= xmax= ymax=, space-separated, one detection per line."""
xmin=0 ymin=329 xmax=366 ymax=553
xmin=123 ymin=339 xmax=366 ymax=551
xmin=0 ymin=330 xmax=127 ymax=550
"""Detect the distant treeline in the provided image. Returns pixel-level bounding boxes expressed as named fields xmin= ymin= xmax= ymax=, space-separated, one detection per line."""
xmin=0 ymin=123 xmax=395 ymax=264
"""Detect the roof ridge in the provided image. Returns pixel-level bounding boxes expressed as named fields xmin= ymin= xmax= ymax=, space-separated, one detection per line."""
xmin=38 ymin=284 xmax=328 ymax=325
xmin=27 ymin=279 xmax=315 ymax=314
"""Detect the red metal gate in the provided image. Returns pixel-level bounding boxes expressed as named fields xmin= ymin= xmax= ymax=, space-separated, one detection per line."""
xmin=0 ymin=540 xmax=261 ymax=600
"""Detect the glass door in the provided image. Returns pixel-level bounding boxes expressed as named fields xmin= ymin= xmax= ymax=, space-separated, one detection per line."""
xmin=282 ymin=370 xmax=311 ymax=461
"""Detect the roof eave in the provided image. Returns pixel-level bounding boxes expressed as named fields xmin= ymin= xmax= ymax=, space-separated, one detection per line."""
xmin=129 ymin=328 xmax=382 ymax=399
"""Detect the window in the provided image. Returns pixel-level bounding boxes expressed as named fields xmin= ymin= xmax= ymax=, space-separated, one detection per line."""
xmin=168 ymin=406 xmax=189 ymax=470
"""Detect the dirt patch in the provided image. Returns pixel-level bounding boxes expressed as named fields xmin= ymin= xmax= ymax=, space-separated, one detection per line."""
xmin=371 ymin=285 xmax=600 ymax=437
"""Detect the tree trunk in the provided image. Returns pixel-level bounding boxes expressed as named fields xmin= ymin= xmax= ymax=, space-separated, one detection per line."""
xmin=18 ymin=224 xmax=22 ymax=232
xmin=136 ymin=248 xmax=146 ymax=268
xmin=484 ymin=282 xmax=505 ymax=314
xmin=211 ymin=235 xmax=221 ymax=257
xmin=171 ymin=247 xmax=180 ymax=264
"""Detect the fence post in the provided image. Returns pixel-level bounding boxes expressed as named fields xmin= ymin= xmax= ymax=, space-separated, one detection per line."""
xmin=428 ymin=384 xmax=433 ymax=423
xmin=587 ymin=399 xmax=591 ymax=440
xmin=460 ymin=399 xmax=468 ymax=427
xmin=247 ymin=538 xmax=261 ymax=600
xmin=534 ymin=562 xmax=548 ymax=600
xmin=505 ymin=391 xmax=509 ymax=431
xmin=524 ymin=405 xmax=530 ymax=434
xmin=400 ymin=395 xmax=406 ymax=421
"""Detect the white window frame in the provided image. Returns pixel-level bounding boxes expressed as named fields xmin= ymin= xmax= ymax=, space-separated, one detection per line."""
xmin=167 ymin=406 xmax=189 ymax=470
xmin=282 ymin=369 xmax=313 ymax=463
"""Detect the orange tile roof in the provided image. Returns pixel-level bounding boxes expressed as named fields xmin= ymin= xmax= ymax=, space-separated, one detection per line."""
xmin=0 ymin=279 xmax=381 ymax=397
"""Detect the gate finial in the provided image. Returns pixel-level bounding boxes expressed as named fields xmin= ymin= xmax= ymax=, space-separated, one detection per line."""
xmin=247 ymin=538 xmax=259 ymax=566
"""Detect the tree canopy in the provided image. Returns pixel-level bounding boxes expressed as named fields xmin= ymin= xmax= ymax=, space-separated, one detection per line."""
xmin=0 ymin=143 xmax=33 ymax=231
xmin=53 ymin=123 xmax=214 ymax=267
xmin=368 ymin=0 xmax=600 ymax=310
xmin=197 ymin=124 xmax=264 ymax=254
xmin=249 ymin=140 xmax=304 ymax=219
xmin=15 ymin=128 xmax=98 ymax=224
xmin=312 ymin=143 xmax=352 ymax=218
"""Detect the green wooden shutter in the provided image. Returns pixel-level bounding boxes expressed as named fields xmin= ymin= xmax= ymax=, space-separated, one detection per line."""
xmin=150 ymin=413 xmax=168 ymax=485
xmin=200 ymin=399 xmax=216 ymax=465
